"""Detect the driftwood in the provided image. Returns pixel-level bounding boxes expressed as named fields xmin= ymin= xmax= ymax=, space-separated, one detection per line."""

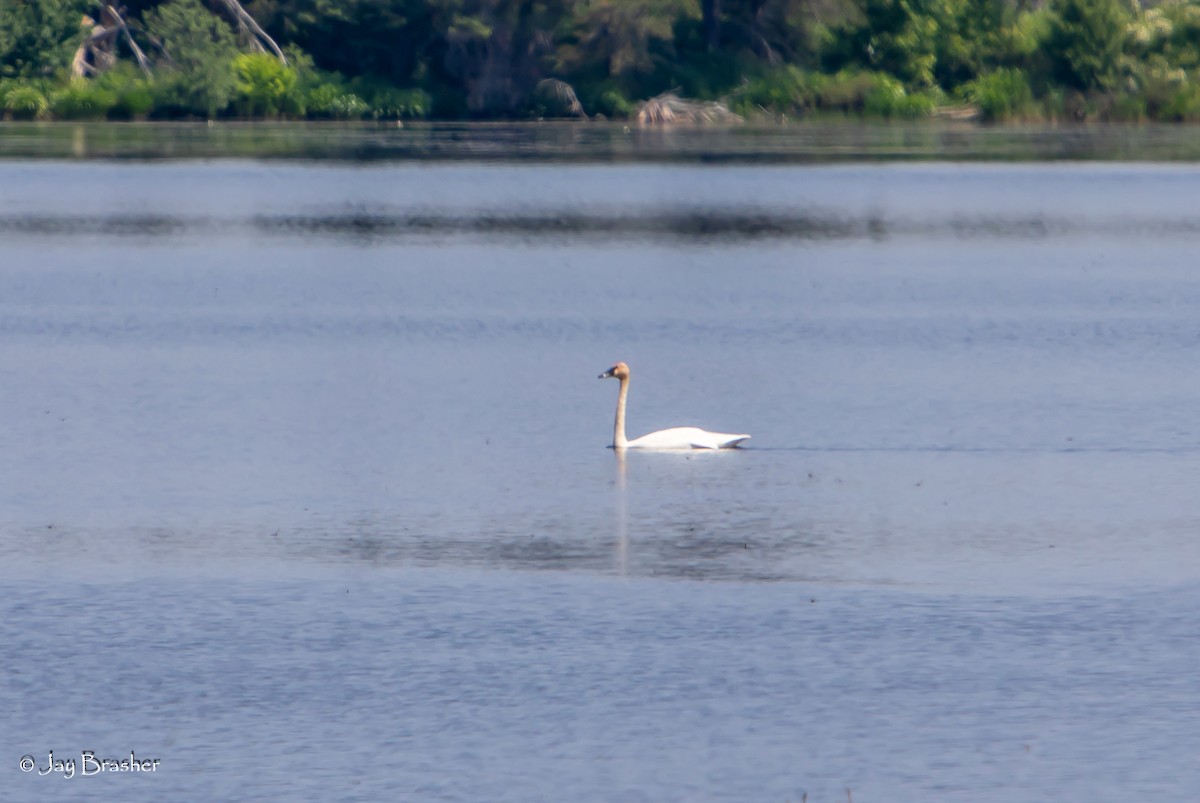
xmin=535 ymin=79 xmax=586 ymax=117
xmin=635 ymin=92 xmax=743 ymax=126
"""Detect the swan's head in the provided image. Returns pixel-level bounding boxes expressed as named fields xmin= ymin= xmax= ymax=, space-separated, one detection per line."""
xmin=599 ymin=362 xmax=630 ymax=380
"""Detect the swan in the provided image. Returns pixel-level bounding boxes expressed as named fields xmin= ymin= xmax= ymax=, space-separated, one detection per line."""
xmin=599 ymin=362 xmax=750 ymax=450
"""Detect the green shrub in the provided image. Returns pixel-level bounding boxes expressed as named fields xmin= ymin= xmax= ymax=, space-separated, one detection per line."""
xmin=3 ymin=84 xmax=49 ymax=119
xmin=817 ymin=71 xmax=880 ymax=111
xmin=861 ymin=74 xmax=939 ymax=118
xmin=233 ymin=53 xmax=303 ymax=117
xmin=862 ymin=73 xmax=907 ymax=115
xmin=50 ymin=81 xmax=117 ymax=120
xmin=112 ymin=83 xmax=155 ymax=119
xmin=358 ymin=85 xmax=430 ymax=119
xmin=1158 ymin=82 xmax=1200 ymax=121
xmin=1109 ymin=91 xmax=1147 ymax=122
xmin=961 ymin=68 xmax=1035 ymax=121
xmin=800 ymin=70 xmax=940 ymax=118
xmin=143 ymin=0 xmax=240 ymax=117
xmin=329 ymin=75 xmax=427 ymax=120
xmin=598 ymin=87 xmax=635 ymax=118
xmin=1040 ymin=87 xmax=1067 ymax=120
xmin=731 ymin=65 xmax=822 ymax=116
xmin=893 ymin=91 xmax=940 ymax=118
xmin=90 ymin=65 xmax=155 ymax=120
xmin=147 ymin=74 xmax=210 ymax=119
xmin=307 ymin=83 xmax=368 ymax=119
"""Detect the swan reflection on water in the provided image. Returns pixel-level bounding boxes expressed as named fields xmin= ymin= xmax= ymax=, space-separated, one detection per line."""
xmin=614 ymin=448 xmax=628 ymax=576
xmin=599 ymin=362 xmax=750 ymax=450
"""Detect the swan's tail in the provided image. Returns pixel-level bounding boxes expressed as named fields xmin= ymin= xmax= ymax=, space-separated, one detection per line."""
xmin=693 ymin=434 xmax=751 ymax=449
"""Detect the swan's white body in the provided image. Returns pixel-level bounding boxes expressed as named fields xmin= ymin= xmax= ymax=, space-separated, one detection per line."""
xmin=624 ymin=426 xmax=750 ymax=450
xmin=599 ymin=362 xmax=750 ymax=450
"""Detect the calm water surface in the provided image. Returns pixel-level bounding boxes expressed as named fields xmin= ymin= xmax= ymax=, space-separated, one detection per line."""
xmin=1 ymin=160 xmax=1198 ymax=801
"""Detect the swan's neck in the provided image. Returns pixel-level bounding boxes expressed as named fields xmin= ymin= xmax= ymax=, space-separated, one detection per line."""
xmin=613 ymin=376 xmax=629 ymax=449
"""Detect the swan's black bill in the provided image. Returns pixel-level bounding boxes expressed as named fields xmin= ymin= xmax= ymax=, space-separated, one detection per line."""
xmin=599 ymin=368 xmax=615 ymax=379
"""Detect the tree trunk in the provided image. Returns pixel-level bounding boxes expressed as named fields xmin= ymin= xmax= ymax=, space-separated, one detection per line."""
xmin=702 ymin=0 xmax=720 ymax=51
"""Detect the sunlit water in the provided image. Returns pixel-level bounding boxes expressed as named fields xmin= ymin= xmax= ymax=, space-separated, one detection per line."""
xmin=2 ymin=160 xmax=1198 ymax=801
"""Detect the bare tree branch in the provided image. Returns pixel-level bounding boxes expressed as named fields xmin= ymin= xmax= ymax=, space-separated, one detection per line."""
xmin=209 ymin=0 xmax=287 ymax=63
xmin=105 ymin=5 xmax=153 ymax=77
xmin=71 ymin=16 xmax=118 ymax=78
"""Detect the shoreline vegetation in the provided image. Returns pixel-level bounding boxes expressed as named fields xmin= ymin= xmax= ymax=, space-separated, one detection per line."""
xmin=4 ymin=0 xmax=1200 ymax=126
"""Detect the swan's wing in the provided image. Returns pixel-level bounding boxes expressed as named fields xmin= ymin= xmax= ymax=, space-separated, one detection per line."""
xmin=691 ymin=432 xmax=751 ymax=449
xmin=628 ymin=427 xmax=750 ymax=450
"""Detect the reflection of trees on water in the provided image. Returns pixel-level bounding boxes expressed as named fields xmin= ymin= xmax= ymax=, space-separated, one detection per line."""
xmin=8 ymin=123 xmax=1200 ymax=162
xmin=8 ymin=207 xmax=1200 ymax=243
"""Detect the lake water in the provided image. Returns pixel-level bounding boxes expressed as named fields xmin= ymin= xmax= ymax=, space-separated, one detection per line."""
xmin=1 ymin=155 xmax=1199 ymax=801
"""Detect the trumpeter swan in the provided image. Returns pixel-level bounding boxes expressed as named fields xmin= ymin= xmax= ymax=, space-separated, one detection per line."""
xmin=598 ymin=362 xmax=750 ymax=450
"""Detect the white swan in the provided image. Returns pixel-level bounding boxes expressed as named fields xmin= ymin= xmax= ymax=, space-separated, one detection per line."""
xmin=599 ymin=362 xmax=750 ymax=450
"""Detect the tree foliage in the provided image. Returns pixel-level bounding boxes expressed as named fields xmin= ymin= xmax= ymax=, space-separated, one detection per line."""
xmin=0 ymin=0 xmax=91 ymax=78
xmin=929 ymin=0 xmax=1011 ymax=89
xmin=143 ymin=0 xmax=240 ymax=115
xmin=556 ymin=0 xmax=697 ymax=78
xmin=822 ymin=0 xmax=938 ymax=88
xmin=3 ymin=0 xmax=1200 ymax=121
xmin=1044 ymin=0 xmax=1132 ymax=90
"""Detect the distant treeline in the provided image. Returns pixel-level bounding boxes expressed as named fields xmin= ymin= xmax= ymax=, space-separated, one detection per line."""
xmin=2 ymin=0 xmax=1200 ymax=122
